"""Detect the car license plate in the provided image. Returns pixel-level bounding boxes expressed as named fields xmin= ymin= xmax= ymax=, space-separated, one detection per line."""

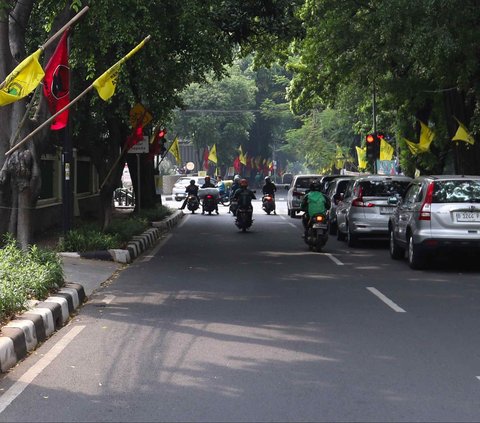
xmin=380 ymin=207 xmax=393 ymax=214
xmin=313 ymin=223 xmax=327 ymax=229
xmin=455 ymin=212 xmax=480 ymax=222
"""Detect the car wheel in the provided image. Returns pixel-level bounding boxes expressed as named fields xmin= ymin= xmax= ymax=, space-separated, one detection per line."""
xmin=407 ymin=234 xmax=425 ymax=270
xmin=347 ymin=225 xmax=357 ymax=247
xmin=337 ymin=227 xmax=346 ymax=241
xmin=389 ymin=228 xmax=405 ymax=260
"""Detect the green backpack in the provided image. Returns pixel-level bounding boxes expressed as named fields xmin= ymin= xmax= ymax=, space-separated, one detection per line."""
xmin=307 ymin=191 xmax=327 ymax=216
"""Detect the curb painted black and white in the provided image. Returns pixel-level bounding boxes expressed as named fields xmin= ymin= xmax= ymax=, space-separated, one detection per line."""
xmin=0 ymin=283 xmax=86 ymax=373
xmin=59 ymin=210 xmax=184 ymax=264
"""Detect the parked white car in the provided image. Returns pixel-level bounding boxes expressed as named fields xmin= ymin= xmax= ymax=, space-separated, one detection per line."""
xmin=172 ymin=176 xmax=209 ymax=201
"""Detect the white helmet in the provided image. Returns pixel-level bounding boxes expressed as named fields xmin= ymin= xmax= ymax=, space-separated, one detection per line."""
xmin=234 ymin=175 xmax=241 ymax=182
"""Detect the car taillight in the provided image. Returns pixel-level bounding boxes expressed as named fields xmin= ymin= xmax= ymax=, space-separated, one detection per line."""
xmin=419 ymin=182 xmax=434 ymax=220
xmin=351 ymin=198 xmax=375 ymax=207
xmin=293 ymin=191 xmax=303 ymax=197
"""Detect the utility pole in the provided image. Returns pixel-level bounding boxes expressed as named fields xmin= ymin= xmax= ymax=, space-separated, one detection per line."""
xmin=372 ymin=83 xmax=377 ymax=174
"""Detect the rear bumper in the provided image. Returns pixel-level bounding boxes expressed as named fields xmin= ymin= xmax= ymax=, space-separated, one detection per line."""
xmin=418 ymin=238 xmax=480 ymax=251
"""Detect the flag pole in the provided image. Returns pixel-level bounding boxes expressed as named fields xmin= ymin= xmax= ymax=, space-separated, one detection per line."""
xmin=4 ymin=84 xmax=94 ymax=155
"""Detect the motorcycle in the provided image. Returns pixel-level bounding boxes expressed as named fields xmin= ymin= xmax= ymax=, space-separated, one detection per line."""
xmin=202 ymin=194 xmax=218 ymax=215
xmin=186 ymin=195 xmax=199 ymax=213
xmin=262 ymin=194 xmax=275 ymax=215
xmin=303 ymin=212 xmax=329 ymax=252
xmin=235 ymin=207 xmax=253 ymax=232
xmin=229 ymin=198 xmax=238 ymax=215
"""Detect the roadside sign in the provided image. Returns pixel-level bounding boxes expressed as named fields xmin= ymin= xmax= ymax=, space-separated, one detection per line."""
xmin=128 ymin=136 xmax=149 ymax=154
xmin=129 ymin=103 xmax=153 ymax=127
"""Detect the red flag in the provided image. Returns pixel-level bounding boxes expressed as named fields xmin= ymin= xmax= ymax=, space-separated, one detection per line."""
xmin=43 ymin=31 xmax=70 ymax=130
xmin=233 ymin=156 xmax=241 ymax=173
xmin=203 ymin=147 xmax=209 ymax=170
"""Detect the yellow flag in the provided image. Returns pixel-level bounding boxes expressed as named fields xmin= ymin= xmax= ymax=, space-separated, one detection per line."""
xmin=239 ymin=146 xmax=247 ymax=165
xmin=418 ymin=121 xmax=435 ymax=152
xmin=0 ymin=49 xmax=44 ymax=106
xmin=93 ymin=37 xmax=149 ymax=101
xmin=356 ymin=146 xmax=367 ymax=169
xmin=380 ymin=139 xmax=394 ymax=161
xmin=403 ymin=137 xmax=421 ymax=155
xmin=452 ymin=117 xmax=475 ymax=145
xmin=169 ymin=137 xmax=181 ymax=164
xmin=208 ymin=144 xmax=218 ymax=163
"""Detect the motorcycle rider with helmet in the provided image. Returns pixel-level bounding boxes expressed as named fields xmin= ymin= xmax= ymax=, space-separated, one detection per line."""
xmin=201 ymin=175 xmax=219 ymax=214
xmin=229 ymin=175 xmax=242 ymax=214
xmin=179 ymin=180 xmax=200 ymax=210
xmin=233 ymin=178 xmax=256 ymax=209
xmin=262 ymin=176 xmax=277 ymax=214
xmin=300 ymin=180 xmax=331 ymax=237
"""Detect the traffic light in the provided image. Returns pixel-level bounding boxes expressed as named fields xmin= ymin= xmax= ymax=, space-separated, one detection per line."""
xmin=156 ymin=128 xmax=167 ymax=157
xmin=366 ymin=133 xmax=376 ymax=161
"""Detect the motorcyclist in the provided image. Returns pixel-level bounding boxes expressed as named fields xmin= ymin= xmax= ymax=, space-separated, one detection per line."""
xmin=300 ymin=180 xmax=331 ymax=237
xmin=233 ymin=178 xmax=256 ymax=211
xmin=262 ymin=176 xmax=277 ymax=214
xmin=201 ymin=175 xmax=219 ymax=214
xmin=229 ymin=175 xmax=242 ymax=214
xmin=216 ymin=175 xmax=226 ymax=196
xmin=179 ymin=180 xmax=199 ymax=210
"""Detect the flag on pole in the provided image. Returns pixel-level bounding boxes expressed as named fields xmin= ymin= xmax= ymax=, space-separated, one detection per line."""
xmin=356 ymin=146 xmax=367 ymax=169
xmin=43 ymin=31 xmax=70 ymax=130
xmin=93 ymin=37 xmax=149 ymax=101
xmin=403 ymin=137 xmax=421 ymax=155
xmin=380 ymin=139 xmax=394 ymax=161
xmin=452 ymin=117 xmax=475 ymax=145
xmin=0 ymin=49 xmax=45 ymax=106
xmin=239 ymin=146 xmax=247 ymax=166
xmin=418 ymin=121 xmax=435 ymax=152
xmin=169 ymin=137 xmax=181 ymax=164
xmin=203 ymin=147 xmax=209 ymax=170
xmin=208 ymin=144 xmax=218 ymax=163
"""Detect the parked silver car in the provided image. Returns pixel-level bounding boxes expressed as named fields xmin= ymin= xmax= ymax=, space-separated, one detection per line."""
xmin=325 ymin=176 xmax=355 ymax=235
xmin=286 ymin=174 xmax=322 ymax=217
xmin=388 ymin=175 xmax=480 ymax=269
xmin=336 ymin=175 xmax=412 ymax=246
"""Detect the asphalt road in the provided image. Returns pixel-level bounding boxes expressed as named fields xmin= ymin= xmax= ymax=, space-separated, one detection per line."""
xmin=1 ymin=197 xmax=480 ymax=422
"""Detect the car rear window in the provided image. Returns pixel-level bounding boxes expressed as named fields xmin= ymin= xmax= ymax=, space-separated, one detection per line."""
xmin=295 ymin=177 xmax=320 ymax=189
xmin=432 ymin=180 xmax=480 ymax=203
xmin=358 ymin=180 xmax=410 ymax=197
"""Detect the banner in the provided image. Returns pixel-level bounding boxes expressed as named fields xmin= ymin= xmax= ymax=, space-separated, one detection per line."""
xmin=452 ymin=117 xmax=475 ymax=145
xmin=43 ymin=31 xmax=70 ymax=130
xmin=170 ymin=137 xmax=181 ymax=164
xmin=0 ymin=49 xmax=44 ymax=106
xmin=208 ymin=144 xmax=217 ymax=163
xmin=380 ymin=139 xmax=394 ymax=161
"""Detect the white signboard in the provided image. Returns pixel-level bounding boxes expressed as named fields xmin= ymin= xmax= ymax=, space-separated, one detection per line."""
xmin=128 ymin=136 xmax=149 ymax=154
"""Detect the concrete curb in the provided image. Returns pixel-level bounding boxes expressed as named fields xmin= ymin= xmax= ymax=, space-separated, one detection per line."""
xmin=0 ymin=283 xmax=86 ymax=373
xmin=58 ymin=210 xmax=184 ymax=264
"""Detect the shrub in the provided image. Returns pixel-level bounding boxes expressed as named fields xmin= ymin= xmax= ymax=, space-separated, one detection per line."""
xmin=0 ymin=236 xmax=64 ymax=323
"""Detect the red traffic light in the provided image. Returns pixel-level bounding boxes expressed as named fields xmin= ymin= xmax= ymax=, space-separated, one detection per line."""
xmin=158 ymin=129 xmax=166 ymax=138
xmin=366 ymin=134 xmax=375 ymax=143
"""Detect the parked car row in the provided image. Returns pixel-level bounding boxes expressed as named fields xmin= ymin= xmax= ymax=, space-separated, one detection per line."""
xmin=288 ymin=172 xmax=480 ymax=270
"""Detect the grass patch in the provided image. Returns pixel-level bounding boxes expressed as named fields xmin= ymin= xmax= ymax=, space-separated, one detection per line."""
xmin=0 ymin=235 xmax=64 ymax=323
xmin=59 ymin=205 xmax=172 ymax=252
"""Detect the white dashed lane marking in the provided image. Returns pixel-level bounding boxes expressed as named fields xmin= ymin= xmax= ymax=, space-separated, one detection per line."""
xmin=367 ymin=287 xmax=406 ymax=313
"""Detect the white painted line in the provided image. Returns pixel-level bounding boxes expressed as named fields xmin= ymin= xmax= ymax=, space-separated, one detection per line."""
xmin=102 ymin=295 xmax=115 ymax=305
xmin=141 ymin=234 xmax=172 ymax=262
xmin=279 ymin=215 xmax=296 ymax=228
xmin=0 ymin=325 xmax=85 ymax=415
xmin=367 ymin=287 xmax=406 ymax=313
xmin=323 ymin=253 xmax=344 ymax=266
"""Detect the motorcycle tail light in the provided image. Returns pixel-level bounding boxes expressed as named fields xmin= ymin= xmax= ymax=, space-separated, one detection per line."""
xmin=314 ymin=215 xmax=325 ymax=222
xmin=206 ymin=195 xmax=213 ymax=199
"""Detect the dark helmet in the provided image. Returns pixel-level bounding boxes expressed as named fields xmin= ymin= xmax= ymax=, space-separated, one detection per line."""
xmin=265 ymin=176 xmax=271 ymax=182
xmin=205 ymin=176 xmax=210 ymax=180
xmin=240 ymin=178 xmax=248 ymax=187
xmin=234 ymin=175 xmax=241 ymax=182
xmin=190 ymin=180 xmax=196 ymax=185
xmin=309 ymin=180 xmax=321 ymax=191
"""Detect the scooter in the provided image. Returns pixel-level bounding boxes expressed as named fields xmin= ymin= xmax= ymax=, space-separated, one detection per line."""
xmin=186 ymin=195 xmax=200 ymax=213
xmin=235 ymin=207 xmax=253 ymax=232
xmin=202 ymin=194 xmax=218 ymax=215
xmin=262 ymin=194 xmax=275 ymax=215
xmin=303 ymin=212 xmax=329 ymax=252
